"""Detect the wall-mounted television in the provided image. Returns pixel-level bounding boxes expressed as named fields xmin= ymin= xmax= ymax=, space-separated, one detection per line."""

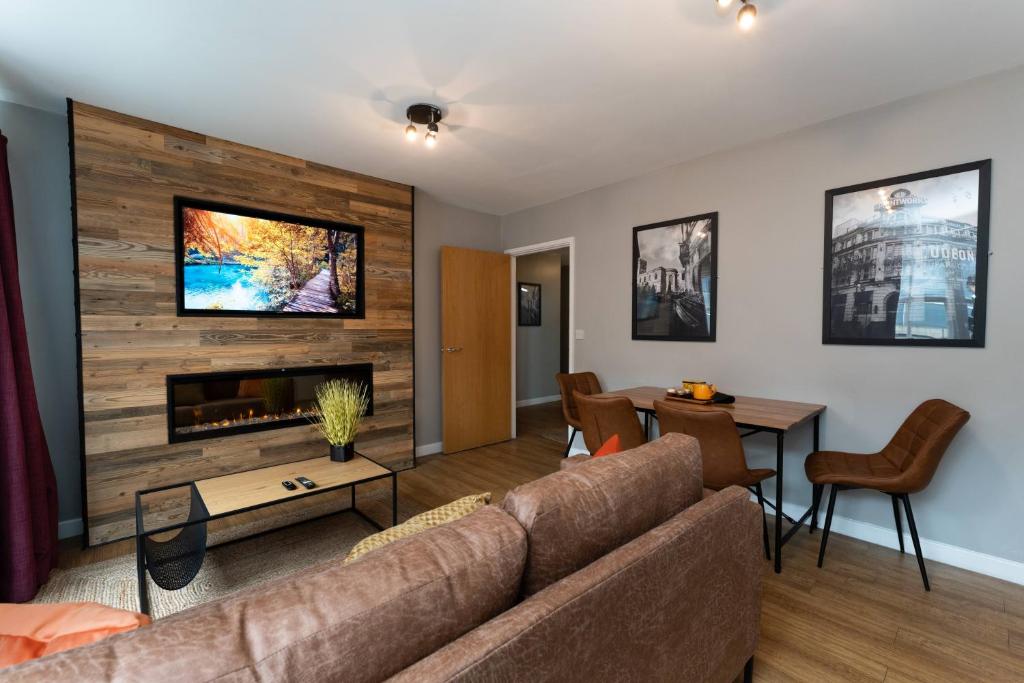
xmin=174 ymin=197 xmax=364 ymax=318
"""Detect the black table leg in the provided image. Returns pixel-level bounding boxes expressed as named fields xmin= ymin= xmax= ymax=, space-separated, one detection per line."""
xmin=134 ymin=493 xmax=150 ymax=616
xmin=644 ymin=412 xmax=651 ymax=440
xmin=392 ymin=472 xmax=398 ymax=527
xmin=136 ymin=531 xmax=150 ymax=616
xmin=774 ymin=431 xmax=785 ymax=574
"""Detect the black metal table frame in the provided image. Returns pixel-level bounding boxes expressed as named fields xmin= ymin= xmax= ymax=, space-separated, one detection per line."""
xmin=641 ymin=411 xmax=820 ymax=573
xmin=135 ymin=464 xmax=397 ymax=615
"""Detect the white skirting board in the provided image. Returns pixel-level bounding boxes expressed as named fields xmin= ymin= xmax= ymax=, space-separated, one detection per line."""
xmin=760 ymin=496 xmax=1024 ymax=586
xmin=415 ymin=442 xmax=443 ymax=458
xmin=516 ymin=394 xmax=561 ymax=408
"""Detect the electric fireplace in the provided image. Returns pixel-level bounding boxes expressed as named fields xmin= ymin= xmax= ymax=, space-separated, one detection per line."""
xmin=166 ymin=364 xmax=373 ymax=443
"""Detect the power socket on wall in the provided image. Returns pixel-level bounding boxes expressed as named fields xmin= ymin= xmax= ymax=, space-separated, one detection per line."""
xmin=575 ymin=329 xmax=585 ymax=340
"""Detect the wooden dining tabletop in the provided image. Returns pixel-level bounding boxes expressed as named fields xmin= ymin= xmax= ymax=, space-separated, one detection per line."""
xmin=594 ymin=386 xmax=826 ymax=432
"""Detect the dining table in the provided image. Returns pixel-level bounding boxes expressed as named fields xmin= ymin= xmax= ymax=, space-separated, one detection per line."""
xmin=593 ymin=386 xmax=826 ymax=573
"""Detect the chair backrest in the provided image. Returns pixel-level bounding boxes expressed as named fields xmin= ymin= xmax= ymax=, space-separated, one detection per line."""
xmin=574 ymin=392 xmax=646 ymax=453
xmin=881 ymin=399 xmax=970 ymax=493
xmin=555 ymin=372 xmax=603 ymax=427
xmin=654 ymin=400 xmax=749 ymax=490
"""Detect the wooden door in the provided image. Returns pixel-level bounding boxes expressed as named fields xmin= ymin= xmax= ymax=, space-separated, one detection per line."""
xmin=441 ymin=246 xmax=512 ymax=453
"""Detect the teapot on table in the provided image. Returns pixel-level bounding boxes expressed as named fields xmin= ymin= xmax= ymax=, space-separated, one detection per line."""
xmin=690 ymin=382 xmax=717 ymax=401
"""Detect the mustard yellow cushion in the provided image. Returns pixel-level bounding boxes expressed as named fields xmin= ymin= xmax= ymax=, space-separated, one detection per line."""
xmin=343 ymin=493 xmax=491 ymax=564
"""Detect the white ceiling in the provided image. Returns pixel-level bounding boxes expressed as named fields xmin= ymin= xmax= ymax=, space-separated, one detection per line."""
xmin=2 ymin=1 xmax=1023 ymax=215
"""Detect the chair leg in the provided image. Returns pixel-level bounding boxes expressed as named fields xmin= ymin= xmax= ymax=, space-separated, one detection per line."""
xmin=900 ymin=494 xmax=930 ymax=591
xmin=891 ymin=495 xmax=905 ymax=554
xmin=561 ymin=428 xmax=577 ymax=458
xmin=743 ymin=656 xmax=753 ymax=683
xmin=754 ymin=483 xmax=771 ymax=561
xmin=810 ymin=483 xmax=824 ymax=535
xmin=817 ymin=486 xmax=838 ymax=569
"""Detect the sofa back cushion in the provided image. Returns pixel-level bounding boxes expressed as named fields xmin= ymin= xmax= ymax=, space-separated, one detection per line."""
xmin=501 ymin=432 xmax=702 ymax=596
xmin=393 ymin=487 xmax=762 ymax=683
xmin=5 ymin=506 xmax=527 ymax=683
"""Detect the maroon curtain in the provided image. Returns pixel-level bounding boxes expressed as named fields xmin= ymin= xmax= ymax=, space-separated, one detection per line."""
xmin=0 ymin=130 xmax=59 ymax=602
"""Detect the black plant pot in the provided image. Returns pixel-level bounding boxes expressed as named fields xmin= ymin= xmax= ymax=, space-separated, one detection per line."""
xmin=330 ymin=442 xmax=355 ymax=462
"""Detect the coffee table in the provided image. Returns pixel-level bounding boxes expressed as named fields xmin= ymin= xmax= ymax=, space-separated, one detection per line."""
xmin=134 ymin=453 xmax=396 ymax=615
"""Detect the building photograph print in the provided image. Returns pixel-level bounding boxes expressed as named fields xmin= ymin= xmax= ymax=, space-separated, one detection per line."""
xmin=823 ymin=160 xmax=990 ymax=346
xmin=632 ymin=212 xmax=718 ymax=342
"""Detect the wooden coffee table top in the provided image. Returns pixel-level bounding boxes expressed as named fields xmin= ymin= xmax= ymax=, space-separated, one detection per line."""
xmin=595 ymin=386 xmax=826 ymax=432
xmin=194 ymin=454 xmax=392 ymax=516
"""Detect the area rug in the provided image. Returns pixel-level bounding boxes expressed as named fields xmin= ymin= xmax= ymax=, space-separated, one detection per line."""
xmin=34 ymin=489 xmax=425 ymax=619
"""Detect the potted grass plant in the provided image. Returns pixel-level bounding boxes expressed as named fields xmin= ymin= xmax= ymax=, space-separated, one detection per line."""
xmin=310 ymin=379 xmax=368 ymax=462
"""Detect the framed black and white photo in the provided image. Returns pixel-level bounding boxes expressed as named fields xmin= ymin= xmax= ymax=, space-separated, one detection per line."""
xmin=518 ymin=282 xmax=541 ymax=326
xmin=823 ymin=160 xmax=990 ymax=347
xmin=632 ymin=212 xmax=717 ymax=342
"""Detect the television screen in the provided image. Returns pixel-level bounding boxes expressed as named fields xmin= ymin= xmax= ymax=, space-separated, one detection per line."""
xmin=174 ymin=198 xmax=364 ymax=318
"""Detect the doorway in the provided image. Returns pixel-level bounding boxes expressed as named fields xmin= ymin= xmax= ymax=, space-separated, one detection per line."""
xmin=505 ymin=238 xmax=575 ymax=444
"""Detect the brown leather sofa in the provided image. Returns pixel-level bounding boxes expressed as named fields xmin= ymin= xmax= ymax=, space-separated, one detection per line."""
xmin=6 ymin=433 xmax=763 ymax=682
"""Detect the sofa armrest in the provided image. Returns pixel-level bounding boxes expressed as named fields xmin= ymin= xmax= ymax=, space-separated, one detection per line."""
xmin=392 ymin=486 xmax=762 ymax=683
xmin=558 ymin=454 xmax=591 ymax=470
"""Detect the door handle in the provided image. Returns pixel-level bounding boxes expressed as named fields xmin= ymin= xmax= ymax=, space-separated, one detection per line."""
xmin=441 ymin=346 xmax=463 ymax=353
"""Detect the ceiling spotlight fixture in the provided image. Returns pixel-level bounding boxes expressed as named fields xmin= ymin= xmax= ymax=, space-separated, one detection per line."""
xmin=715 ymin=0 xmax=734 ymax=8
xmin=736 ymin=0 xmax=757 ymax=30
xmin=405 ymin=103 xmax=443 ymax=147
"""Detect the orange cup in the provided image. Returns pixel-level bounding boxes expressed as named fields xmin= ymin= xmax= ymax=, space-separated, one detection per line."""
xmin=692 ymin=383 xmax=715 ymax=400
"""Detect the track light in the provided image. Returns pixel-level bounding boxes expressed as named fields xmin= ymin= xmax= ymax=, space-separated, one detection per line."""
xmin=737 ymin=1 xmax=757 ymax=30
xmin=404 ymin=103 xmax=443 ymax=147
xmin=715 ymin=0 xmax=734 ymax=8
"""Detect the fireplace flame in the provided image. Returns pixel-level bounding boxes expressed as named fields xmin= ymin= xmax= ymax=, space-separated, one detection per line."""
xmin=175 ymin=405 xmax=318 ymax=436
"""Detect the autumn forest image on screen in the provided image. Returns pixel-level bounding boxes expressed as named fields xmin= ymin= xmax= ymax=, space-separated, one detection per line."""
xmin=180 ymin=205 xmax=360 ymax=315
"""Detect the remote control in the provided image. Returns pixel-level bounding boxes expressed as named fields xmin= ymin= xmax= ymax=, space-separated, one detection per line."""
xmin=281 ymin=480 xmax=297 ymax=491
xmin=295 ymin=476 xmax=317 ymax=490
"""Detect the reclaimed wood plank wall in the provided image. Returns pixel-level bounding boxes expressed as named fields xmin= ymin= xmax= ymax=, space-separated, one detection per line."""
xmin=70 ymin=102 xmax=414 ymax=545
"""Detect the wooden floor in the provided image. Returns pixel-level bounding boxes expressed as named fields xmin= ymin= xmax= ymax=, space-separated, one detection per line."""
xmin=58 ymin=402 xmax=1024 ymax=681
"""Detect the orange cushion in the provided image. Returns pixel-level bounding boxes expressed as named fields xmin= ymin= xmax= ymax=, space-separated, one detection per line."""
xmin=592 ymin=434 xmax=622 ymax=457
xmin=0 ymin=602 xmax=150 ymax=668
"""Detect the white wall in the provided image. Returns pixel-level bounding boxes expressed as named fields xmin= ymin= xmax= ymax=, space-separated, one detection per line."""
xmin=0 ymin=100 xmax=81 ymax=537
xmin=515 ymin=250 xmax=565 ymax=402
xmin=414 ymin=190 xmax=502 ymax=452
xmin=501 ymin=67 xmax=1024 ymax=568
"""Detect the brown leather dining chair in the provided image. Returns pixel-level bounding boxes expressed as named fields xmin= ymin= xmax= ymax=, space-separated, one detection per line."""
xmin=805 ymin=399 xmax=970 ymax=591
xmin=555 ymin=372 xmax=604 ymax=457
xmin=574 ymin=392 xmax=647 ymax=454
xmin=654 ymin=400 xmax=775 ymax=560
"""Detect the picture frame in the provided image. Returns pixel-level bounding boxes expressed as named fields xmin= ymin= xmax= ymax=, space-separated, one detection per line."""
xmin=632 ymin=212 xmax=717 ymax=342
xmin=174 ymin=197 xmax=365 ymax=319
xmin=518 ymin=282 xmax=542 ymax=326
xmin=822 ymin=160 xmax=990 ymax=347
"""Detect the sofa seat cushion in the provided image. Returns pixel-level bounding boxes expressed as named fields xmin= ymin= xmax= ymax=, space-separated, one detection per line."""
xmin=502 ymin=432 xmax=703 ymax=596
xmin=345 ymin=492 xmax=491 ymax=564
xmin=5 ymin=506 xmax=527 ymax=683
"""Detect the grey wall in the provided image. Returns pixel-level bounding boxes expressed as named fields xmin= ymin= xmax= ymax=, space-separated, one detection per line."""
xmin=501 ymin=67 xmax=1024 ymax=565
xmin=413 ymin=189 xmax=501 ymax=449
xmin=0 ymin=101 xmax=80 ymax=535
xmin=516 ymin=249 xmax=566 ymax=402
